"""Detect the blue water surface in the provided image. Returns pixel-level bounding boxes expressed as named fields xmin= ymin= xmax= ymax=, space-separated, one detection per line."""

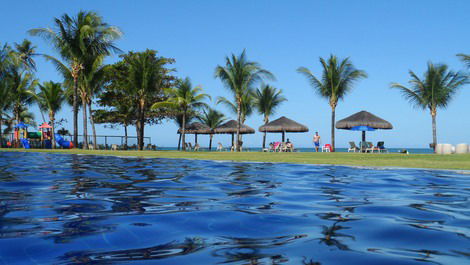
xmin=0 ymin=152 xmax=468 ymax=264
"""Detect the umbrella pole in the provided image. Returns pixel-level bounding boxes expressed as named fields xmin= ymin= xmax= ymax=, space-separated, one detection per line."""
xmin=195 ymin=134 xmax=198 ymax=145
xmin=362 ymin=131 xmax=366 ymax=152
xmin=282 ymin=132 xmax=285 ymax=142
xmin=231 ymin=133 xmax=234 ymax=148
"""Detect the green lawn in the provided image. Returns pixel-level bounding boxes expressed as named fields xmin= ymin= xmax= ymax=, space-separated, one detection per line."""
xmin=2 ymin=148 xmax=470 ymax=170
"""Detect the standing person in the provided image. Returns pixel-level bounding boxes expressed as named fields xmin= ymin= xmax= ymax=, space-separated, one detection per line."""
xmin=313 ymin=132 xmax=321 ymax=152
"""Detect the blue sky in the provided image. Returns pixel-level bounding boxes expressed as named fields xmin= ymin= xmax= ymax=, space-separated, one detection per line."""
xmin=2 ymin=0 xmax=469 ymax=148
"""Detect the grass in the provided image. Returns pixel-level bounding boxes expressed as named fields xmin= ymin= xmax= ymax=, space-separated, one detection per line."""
xmin=2 ymin=148 xmax=470 ymax=170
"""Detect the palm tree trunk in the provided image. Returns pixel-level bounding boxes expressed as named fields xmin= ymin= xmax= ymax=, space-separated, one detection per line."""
xmin=236 ymin=100 xmax=241 ymax=152
xmin=138 ymin=104 xmax=145 ymax=151
xmin=124 ymin=124 xmax=128 ymax=148
xmin=177 ymin=133 xmax=181 ymax=150
xmin=0 ymin=114 xmax=3 ymax=147
xmin=81 ymin=94 xmax=88 ymax=150
xmin=209 ymin=134 xmax=213 ymax=151
xmin=182 ymin=112 xmax=186 ymax=151
xmin=88 ymin=103 xmax=97 ymax=150
xmin=331 ymin=106 xmax=336 ymax=152
xmin=431 ymin=111 xmax=437 ymax=153
xmin=73 ymin=76 xmax=78 ymax=148
xmin=135 ymin=122 xmax=140 ymax=150
xmin=262 ymin=131 xmax=267 ymax=149
xmin=50 ymin=112 xmax=56 ymax=150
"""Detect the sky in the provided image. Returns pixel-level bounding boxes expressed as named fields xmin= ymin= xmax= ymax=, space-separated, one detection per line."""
xmin=2 ymin=0 xmax=469 ymax=148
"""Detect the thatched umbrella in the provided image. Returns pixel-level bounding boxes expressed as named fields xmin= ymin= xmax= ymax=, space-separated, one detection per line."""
xmin=214 ymin=120 xmax=255 ymax=147
xmin=259 ymin=116 xmax=309 ymax=142
xmin=177 ymin=122 xmax=211 ymax=144
xmin=336 ymin=110 xmax=393 ymax=147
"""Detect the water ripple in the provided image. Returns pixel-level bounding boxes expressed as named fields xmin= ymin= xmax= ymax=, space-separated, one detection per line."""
xmin=0 ymin=152 xmax=468 ymax=264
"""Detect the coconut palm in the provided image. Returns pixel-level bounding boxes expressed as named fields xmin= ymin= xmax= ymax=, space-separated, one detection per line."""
xmin=254 ymin=84 xmax=287 ymax=149
xmin=0 ymin=44 xmax=13 ymax=144
xmin=215 ymin=50 xmax=274 ymax=151
xmin=457 ymin=53 xmax=470 ymax=69
xmin=391 ymin=62 xmax=467 ymax=152
xmin=113 ymin=50 xmax=175 ymax=150
xmin=216 ymin=91 xmax=254 ymax=124
xmin=297 ymin=55 xmax=367 ymax=151
xmin=36 ymin=81 xmax=66 ymax=148
xmin=152 ymin=77 xmax=210 ymax=151
xmin=9 ymin=64 xmax=38 ymax=124
xmin=174 ymin=112 xmax=195 ymax=150
xmin=80 ymin=55 xmax=108 ymax=149
xmin=29 ymin=11 xmax=122 ymax=147
xmin=14 ymin=39 xmax=37 ymax=71
xmin=198 ymin=108 xmax=226 ymax=151
xmin=0 ymin=79 xmax=13 ymax=146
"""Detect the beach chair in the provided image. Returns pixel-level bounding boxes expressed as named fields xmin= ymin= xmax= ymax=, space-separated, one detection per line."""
xmin=273 ymin=142 xmax=281 ymax=152
xmin=111 ymin=144 xmax=118 ymax=151
xmin=359 ymin=141 xmax=368 ymax=152
xmin=365 ymin=142 xmax=378 ymax=153
xmin=216 ymin=142 xmax=226 ymax=151
xmin=348 ymin=142 xmax=360 ymax=152
xmin=194 ymin=143 xmax=200 ymax=152
xmin=88 ymin=144 xmax=94 ymax=150
xmin=377 ymin=141 xmax=388 ymax=153
xmin=322 ymin=144 xmax=332 ymax=152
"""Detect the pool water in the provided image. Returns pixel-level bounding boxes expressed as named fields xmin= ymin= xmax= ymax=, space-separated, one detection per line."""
xmin=0 ymin=152 xmax=468 ymax=264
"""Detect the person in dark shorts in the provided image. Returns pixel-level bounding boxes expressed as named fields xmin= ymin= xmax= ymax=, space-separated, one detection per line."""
xmin=313 ymin=132 xmax=320 ymax=152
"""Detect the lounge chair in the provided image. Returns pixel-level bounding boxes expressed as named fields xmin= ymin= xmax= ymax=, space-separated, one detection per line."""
xmin=194 ymin=143 xmax=200 ymax=152
xmin=322 ymin=144 xmax=332 ymax=152
xmin=88 ymin=144 xmax=94 ymax=150
xmin=272 ymin=142 xmax=281 ymax=152
xmin=377 ymin=141 xmax=388 ymax=153
xmin=216 ymin=142 xmax=226 ymax=151
xmin=111 ymin=144 xmax=118 ymax=151
xmin=365 ymin=142 xmax=379 ymax=153
xmin=348 ymin=142 xmax=360 ymax=152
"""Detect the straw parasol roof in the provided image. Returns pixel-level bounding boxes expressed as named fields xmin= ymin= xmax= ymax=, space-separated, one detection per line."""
xmin=214 ymin=120 xmax=255 ymax=134
xmin=336 ymin=111 xmax=393 ymax=130
xmin=259 ymin=116 xmax=309 ymax=133
xmin=177 ymin=122 xmax=211 ymax=134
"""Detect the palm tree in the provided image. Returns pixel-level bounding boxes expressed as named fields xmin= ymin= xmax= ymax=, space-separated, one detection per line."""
xmin=215 ymin=50 xmax=274 ymax=151
xmin=152 ymin=77 xmax=210 ymax=151
xmin=118 ymin=50 xmax=175 ymax=150
xmin=14 ymin=39 xmax=37 ymax=71
xmin=198 ymin=108 xmax=226 ymax=150
xmin=174 ymin=112 xmax=195 ymax=150
xmin=36 ymin=81 xmax=66 ymax=148
xmin=297 ymin=55 xmax=367 ymax=151
xmin=29 ymin=11 xmax=122 ymax=148
xmin=457 ymin=53 xmax=470 ymax=69
xmin=254 ymin=84 xmax=287 ymax=149
xmin=80 ymin=56 xmax=108 ymax=149
xmin=391 ymin=62 xmax=467 ymax=151
xmin=9 ymin=63 xmax=38 ymax=124
xmin=0 ymin=78 xmax=12 ymax=146
xmin=0 ymin=43 xmax=13 ymax=145
xmin=216 ymin=90 xmax=254 ymax=123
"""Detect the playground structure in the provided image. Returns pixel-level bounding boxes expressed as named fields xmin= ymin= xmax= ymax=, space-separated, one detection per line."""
xmin=7 ymin=122 xmax=74 ymax=149
xmin=3 ymin=130 xmax=146 ymax=150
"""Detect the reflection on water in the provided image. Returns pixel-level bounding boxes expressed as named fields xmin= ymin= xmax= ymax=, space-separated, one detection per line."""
xmin=0 ymin=152 xmax=469 ymax=264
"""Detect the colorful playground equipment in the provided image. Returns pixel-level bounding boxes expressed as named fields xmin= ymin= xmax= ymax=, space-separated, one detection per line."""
xmin=11 ymin=122 xmax=74 ymax=149
xmin=39 ymin=122 xmax=53 ymax=149
xmin=14 ymin=122 xmax=30 ymax=148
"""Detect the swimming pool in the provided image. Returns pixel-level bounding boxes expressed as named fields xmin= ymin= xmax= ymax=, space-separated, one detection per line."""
xmin=0 ymin=152 xmax=468 ymax=264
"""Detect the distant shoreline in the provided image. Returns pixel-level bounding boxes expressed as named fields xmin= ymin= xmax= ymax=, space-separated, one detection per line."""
xmin=1 ymin=149 xmax=469 ymax=170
